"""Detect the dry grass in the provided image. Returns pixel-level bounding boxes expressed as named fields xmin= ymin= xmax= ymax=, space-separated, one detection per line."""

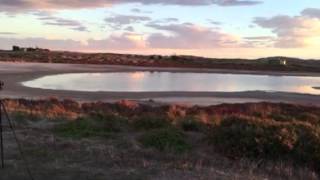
xmin=1 ymin=99 xmax=320 ymax=179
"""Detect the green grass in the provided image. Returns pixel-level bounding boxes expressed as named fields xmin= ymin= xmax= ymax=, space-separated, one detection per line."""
xmin=53 ymin=113 xmax=127 ymax=138
xmin=179 ymin=117 xmax=204 ymax=132
xmin=10 ymin=111 xmax=42 ymax=124
xmin=139 ymin=127 xmax=190 ymax=153
xmin=132 ymin=116 xmax=171 ymax=131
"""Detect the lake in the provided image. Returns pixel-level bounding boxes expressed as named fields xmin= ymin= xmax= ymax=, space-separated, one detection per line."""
xmin=22 ymin=72 xmax=320 ymax=95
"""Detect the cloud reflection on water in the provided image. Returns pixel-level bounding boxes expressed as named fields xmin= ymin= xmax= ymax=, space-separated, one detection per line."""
xmin=22 ymin=72 xmax=320 ymax=95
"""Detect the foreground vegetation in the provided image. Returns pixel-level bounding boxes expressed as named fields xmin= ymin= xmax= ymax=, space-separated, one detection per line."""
xmin=2 ymin=98 xmax=320 ymax=179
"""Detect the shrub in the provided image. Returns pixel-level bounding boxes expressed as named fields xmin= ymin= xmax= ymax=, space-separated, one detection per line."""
xmin=209 ymin=116 xmax=297 ymax=158
xmin=268 ymin=113 xmax=292 ymax=122
xmin=179 ymin=117 xmax=204 ymax=132
xmin=90 ymin=113 xmax=128 ymax=132
xmin=132 ymin=116 xmax=171 ymax=131
xmin=208 ymin=115 xmax=320 ymax=170
xmin=10 ymin=111 xmax=42 ymax=123
xmin=296 ymin=112 xmax=319 ymax=125
xmin=139 ymin=128 xmax=190 ymax=153
xmin=54 ymin=113 xmax=126 ymax=138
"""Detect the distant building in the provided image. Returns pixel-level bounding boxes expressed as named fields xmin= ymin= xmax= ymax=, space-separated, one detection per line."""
xmin=12 ymin=45 xmax=50 ymax=52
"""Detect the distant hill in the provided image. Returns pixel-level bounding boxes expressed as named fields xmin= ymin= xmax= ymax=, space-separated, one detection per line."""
xmin=0 ymin=50 xmax=320 ymax=73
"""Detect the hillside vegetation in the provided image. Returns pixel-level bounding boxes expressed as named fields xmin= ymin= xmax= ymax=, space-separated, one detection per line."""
xmin=1 ymin=51 xmax=320 ymax=72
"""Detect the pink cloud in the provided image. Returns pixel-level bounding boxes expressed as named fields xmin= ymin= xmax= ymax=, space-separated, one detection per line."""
xmin=254 ymin=11 xmax=320 ymax=48
xmin=147 ymin=23 xmax=240 ymax=49
xmin=0 ymin=0 xmax=262 ymax=12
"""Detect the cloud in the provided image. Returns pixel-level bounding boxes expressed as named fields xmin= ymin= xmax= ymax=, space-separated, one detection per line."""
xmin=131 ymin=8 xmax=152 ymax=14
xmin=301 ymin=8 xmax=320 ymax=19
xmin=105 ymin=14 xmax=151 ymax=30
xmin=33 ymin=11 xmax=89 ymax=32
xmin=0 ymin=0 xmax=263 ymax=12
xmin=148 ymin=18 xmax=180 ymax=25
xmin=213 ymin=0 xmax=262 ymax=6
xmin=244 ymin=36 xmax=274 ymax=40
xmin=124 ymin=26 xmax=135 ymax=32
xmin=0 ymin=32 xmax=18 ymax=35
xmin=131 ymin=8 xmax=142 ymax=13
xmin=0 ymin=33 xmax=144 ymax=51
xmin=87 ymin=33 xmax=145 ymax=50
xmin=254 ymin=12 xmax=320 ymax=48
xmin=163 ymin=18 xmax=179 ymax=22
xmin=242 ymin=36 xmax=275 ymax=48
xmin=0 ymin=22 xmax=243 ymax=51
xmin=147 ymin=22 xmax=239 ymax=49
xmin=207 ymin=19 xmax=222 ymax=25
xmin=0 ymin=37 xmax=84 ymax=50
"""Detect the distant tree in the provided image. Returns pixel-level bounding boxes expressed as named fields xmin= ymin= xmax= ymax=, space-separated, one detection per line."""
xmin=171 ymin=55 xmax=179 ymax=60
xmin=12 ymin=45 xmax=20 ymax=51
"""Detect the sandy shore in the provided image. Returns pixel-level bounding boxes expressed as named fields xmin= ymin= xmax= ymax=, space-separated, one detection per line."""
xmin=1 ymin=61 xmax=320 ymax=106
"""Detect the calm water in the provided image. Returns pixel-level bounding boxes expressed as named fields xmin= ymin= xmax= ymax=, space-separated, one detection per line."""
xmin=22 ymin=72 xmax=320 ymax=94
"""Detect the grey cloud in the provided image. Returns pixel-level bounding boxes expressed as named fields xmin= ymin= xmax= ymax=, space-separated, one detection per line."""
xmin=149 ymin=18 xmax=179 ymax=25
xmin=124 ymin=26 xmax=135 ymax=32
xmin=254 ymin=16 xmax=298 ymax=30
xmin=254 ymin=16 xmax=306 ymax=48
xmin=301 ymin=8 xmax=320 ymax=18
xmin=242 ymin=36 xmax=275 ymax=48
xmin=105 ymin=14 xmax=151 ymax=29
xmin=131 ymin=8 xmax=152 ymax=14
xmin=244 ymin=36 xmax=275 ymax=40
xmin=33 ymin=11 xmax=89 ymax=32
xmin=164 ymin=18 xmax=179 ymax=22
xmin=214 ymin=0 xmax=261 ymax=6
xmin=207 ymin=19 xmax=222 ymax=25
xmin=253 ymin=10 xmax=320 ymax=48
xmin=131 ymin=8 xmax=142 ymax=13
xmin=0 ymin=32 xmax=18 ymax=35
xmin=147 ymin=23 xmax=239 ymax=49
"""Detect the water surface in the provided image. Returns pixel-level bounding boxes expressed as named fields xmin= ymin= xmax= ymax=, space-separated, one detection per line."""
xmin=22 ymin=72 xmax=320 ymax=94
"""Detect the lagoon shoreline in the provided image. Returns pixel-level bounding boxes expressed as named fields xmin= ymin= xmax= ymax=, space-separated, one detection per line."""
xmin=1 ymin=61 xmax=320 ymax=106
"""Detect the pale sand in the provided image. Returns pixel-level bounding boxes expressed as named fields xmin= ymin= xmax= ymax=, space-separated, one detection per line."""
xmin=1 ymin=61 xmax=320 ymax=106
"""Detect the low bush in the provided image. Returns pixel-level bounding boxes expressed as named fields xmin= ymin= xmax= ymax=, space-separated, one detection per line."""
xmin=139 ymin=127 xmax=190 ymax=153
xmin=296 ymin=112 xmax=319 ymax=124
xmin=132 ymin=116 xmax=171 ymax=130
xmin=208 ymin=116 xmax=320 ymax=170
xmin=268 ymin=113 xmax=292 ymax=122
xmin=179 ymin=117 xmax=204 ymax=132
xmin=10 ymin=111 xmax=42 ymax=124
xmin=54 ymin=113 xmax=126 ymax=138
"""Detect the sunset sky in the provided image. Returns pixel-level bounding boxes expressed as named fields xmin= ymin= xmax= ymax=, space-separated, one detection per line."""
xmin=1 ymin=0 xmax=320 ymax=58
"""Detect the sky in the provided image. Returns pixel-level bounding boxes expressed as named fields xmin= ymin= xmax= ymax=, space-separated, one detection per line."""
xmin=1 ymin=0 xmax=320 ymax=59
